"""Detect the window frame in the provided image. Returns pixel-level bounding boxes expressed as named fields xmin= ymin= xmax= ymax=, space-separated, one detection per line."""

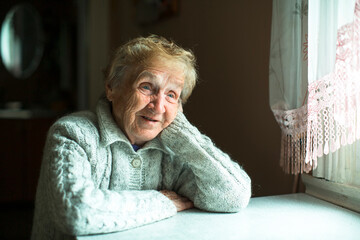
xmin=302 ymin=173 xmax=360 ymax=213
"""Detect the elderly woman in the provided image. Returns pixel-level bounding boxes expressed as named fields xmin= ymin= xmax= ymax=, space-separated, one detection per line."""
xmin=31 ymin=35 xmax=251 ymax=240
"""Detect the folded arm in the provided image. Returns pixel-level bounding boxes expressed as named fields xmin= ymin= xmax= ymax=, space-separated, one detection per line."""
xmin=160 ymin=112 xmax=252 ymax=212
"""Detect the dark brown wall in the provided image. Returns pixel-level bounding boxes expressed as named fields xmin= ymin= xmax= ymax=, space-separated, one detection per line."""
xmin=107 ymin=0 xmax=294 ymax=197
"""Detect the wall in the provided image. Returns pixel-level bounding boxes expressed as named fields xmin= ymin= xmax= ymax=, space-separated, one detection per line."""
xmin=91 ymin=0 xmax=295 ymax=197
xmin=87 ymin=0 xmax=110 ymax=110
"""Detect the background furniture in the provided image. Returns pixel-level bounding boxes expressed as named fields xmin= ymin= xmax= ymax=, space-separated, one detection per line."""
xmin=0 ymin=112 xmax=55 ymax=202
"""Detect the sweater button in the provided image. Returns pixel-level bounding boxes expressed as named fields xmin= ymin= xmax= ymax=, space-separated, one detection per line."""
xmin=131 ymin=158 xmax=142 ymax=168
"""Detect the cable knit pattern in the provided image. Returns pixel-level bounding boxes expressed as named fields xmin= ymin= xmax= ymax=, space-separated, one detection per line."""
xmin=160 ymin=112 xmax=252 ymax=211
xmin=31 ymin=97 xmax=251 ymax=240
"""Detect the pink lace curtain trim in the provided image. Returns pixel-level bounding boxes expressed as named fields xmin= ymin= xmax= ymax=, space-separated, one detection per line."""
xmin=273 ymin=106 xmax=313 ymax=174
xmin=273 ymin=1 xmax=360 ymax=174
xmin=306 ymin=2 xmax=360 ymax=164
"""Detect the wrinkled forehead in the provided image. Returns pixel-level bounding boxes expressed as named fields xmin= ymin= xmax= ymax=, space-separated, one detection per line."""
xmin=135 ymin=56 xmax=185 ymax=85
xmin=136 ymin=68 xmax=184 ymax=84
xmin=146 ymin=56 xmax=185 ymax=80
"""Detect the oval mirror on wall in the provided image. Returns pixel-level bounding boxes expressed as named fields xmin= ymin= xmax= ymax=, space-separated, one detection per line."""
xmin=0 ymin=3 xmax=44 ymax=79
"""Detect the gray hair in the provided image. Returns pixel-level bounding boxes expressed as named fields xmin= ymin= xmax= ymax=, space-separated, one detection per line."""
xmin=104 ymin=35 xmax=197 ymax=103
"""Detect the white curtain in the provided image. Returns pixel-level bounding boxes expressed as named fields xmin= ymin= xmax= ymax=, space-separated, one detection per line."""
xmin=269 ymin=0 xmax=310 ymax=174
xmin=270 ymin=0 xmax=360 ymax=185
xmin=309 ymin=0 xmax=360 ymax=186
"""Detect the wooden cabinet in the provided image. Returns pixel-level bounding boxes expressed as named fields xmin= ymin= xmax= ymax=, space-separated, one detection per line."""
xmin=0 ymin=115 xmax=55 ymax=202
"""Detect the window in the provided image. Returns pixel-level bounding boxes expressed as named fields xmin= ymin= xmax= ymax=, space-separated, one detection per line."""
xmin=270 ymin=0 xmax=360 ymax=212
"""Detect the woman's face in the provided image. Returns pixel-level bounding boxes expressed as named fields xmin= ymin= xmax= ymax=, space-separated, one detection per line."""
xmin=106 ymin=57 xmax=185 ymax=146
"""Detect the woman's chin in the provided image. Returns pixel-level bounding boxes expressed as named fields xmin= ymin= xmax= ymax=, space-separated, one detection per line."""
xmin=131 ymin=129 xmax=161 ymax=145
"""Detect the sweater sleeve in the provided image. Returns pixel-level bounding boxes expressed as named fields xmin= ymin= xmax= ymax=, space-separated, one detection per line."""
xmin=160 ymin=112 xmax=252 ymax=212
xmin=39 ymin=119 xmax=177 ymax=236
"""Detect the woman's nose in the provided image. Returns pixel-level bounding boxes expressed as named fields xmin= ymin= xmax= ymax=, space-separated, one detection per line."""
xmin=149 ymin=94 xmax=165 ymax=113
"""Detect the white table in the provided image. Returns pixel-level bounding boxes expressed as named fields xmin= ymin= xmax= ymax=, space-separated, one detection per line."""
xmin=76 ymin=193 xmax=360 ymax=240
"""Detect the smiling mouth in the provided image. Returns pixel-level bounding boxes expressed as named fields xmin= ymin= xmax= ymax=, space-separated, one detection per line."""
xmin=142 ymin=116 xmax=158 ymax=122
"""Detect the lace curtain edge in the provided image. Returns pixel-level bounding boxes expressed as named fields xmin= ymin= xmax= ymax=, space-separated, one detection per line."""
xmin=273 ymin=1 xmax=360 ymax=174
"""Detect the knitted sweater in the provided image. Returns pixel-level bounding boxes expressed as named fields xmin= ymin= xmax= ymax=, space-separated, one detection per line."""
xmin=31 ymin=97 xmax=251 ymax=240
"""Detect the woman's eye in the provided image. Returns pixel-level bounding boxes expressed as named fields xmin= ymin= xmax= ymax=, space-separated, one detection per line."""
xmin=166 ymin=92 xmax=178 ymax=103
xmin=139 ymin=83 xmax=152 ymax=95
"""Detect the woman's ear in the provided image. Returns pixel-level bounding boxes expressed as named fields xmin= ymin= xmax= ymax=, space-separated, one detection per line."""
xmin=178 ymin=100 xmax=183 ymax=112
xmin=105 ymin=83 xmax=114 ymax=102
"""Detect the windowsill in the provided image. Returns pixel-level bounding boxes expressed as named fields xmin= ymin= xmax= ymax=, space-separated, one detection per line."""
xmin=302 ymin=173 xmax=360 ymax=213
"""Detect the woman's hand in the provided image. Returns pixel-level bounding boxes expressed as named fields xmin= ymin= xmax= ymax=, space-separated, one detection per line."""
xmin=160 ymin=190 xmax=194 ymax=212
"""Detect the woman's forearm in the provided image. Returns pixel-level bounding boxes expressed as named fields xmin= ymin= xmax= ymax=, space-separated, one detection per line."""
xmin=160 ymin=112 xmax=252 ymax=212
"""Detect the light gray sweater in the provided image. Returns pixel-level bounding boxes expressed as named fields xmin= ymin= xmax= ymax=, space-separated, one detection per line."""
xmin=31 ymin=97 xmax=251 ymax=240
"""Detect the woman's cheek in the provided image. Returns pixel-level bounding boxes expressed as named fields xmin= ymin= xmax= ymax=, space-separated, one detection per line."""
xmin=168 ymin=107 xmax=179 ymax=124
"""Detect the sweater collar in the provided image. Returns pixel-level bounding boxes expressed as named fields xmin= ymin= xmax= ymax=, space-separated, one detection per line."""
xmin=96 ymin=96 xmax=168 ymax=153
